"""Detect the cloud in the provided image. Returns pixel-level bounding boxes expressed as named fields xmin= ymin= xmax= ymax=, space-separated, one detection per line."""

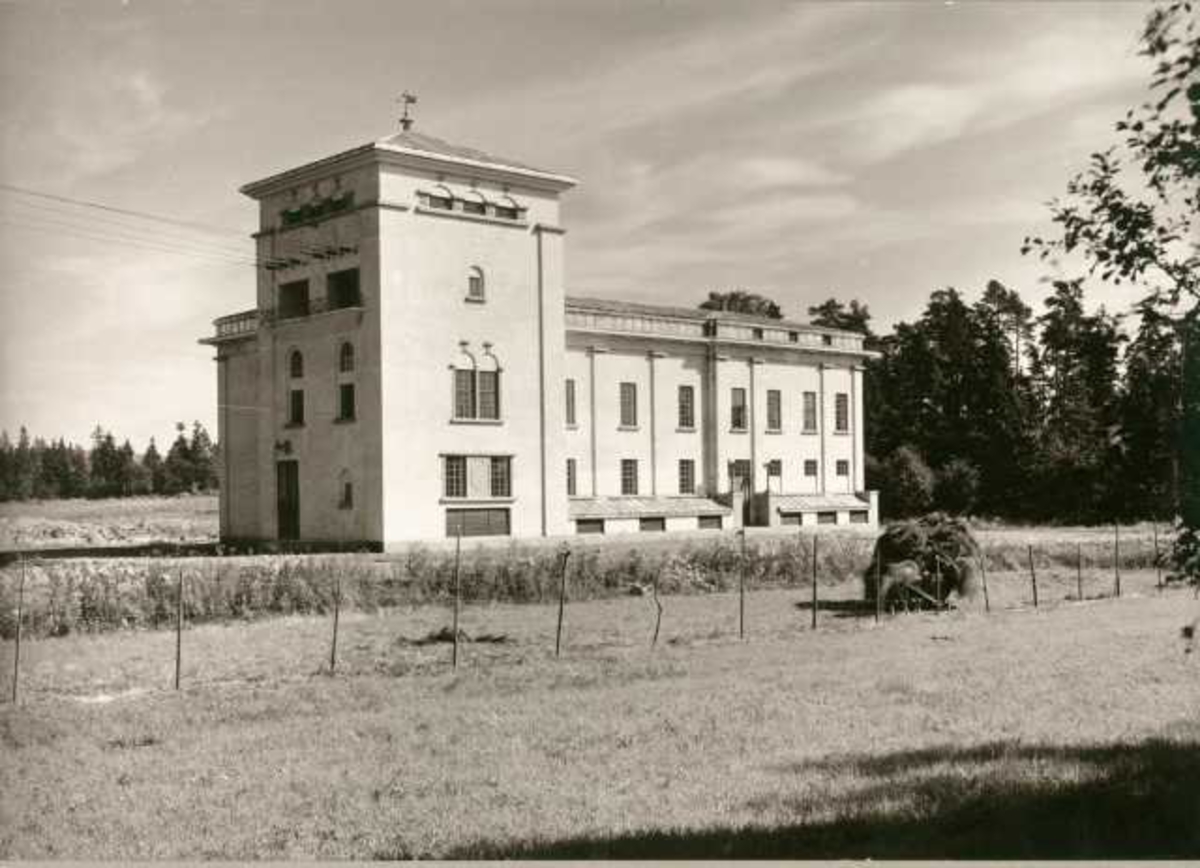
xmin=827 ymin=15 xmax=1145 ymax=165
xmin=1 ymin=67 xmax=217 ymax=185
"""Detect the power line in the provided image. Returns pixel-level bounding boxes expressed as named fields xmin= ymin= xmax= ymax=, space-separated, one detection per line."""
xmin=0 ymin=182 xmax=347 ymax=266
xmin=0 ymin=216 xmax=261 ymax=270
xmin=5 ymin=199 xmax=267 ymax=264
xmin=0 ymin=182 xmax=249 ymax=239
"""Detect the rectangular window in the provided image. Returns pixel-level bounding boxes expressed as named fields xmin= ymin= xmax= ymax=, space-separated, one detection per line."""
xmin=278 ymin=279 xmax=310 ymax=320
xmin=788 ymin=331 xmax=799 ymax=343
xmin=337 ymin=383 xmax=356 ymax=421
xmin=443 ymin=455 xmax=467 ymax=498
xmin=576 ymin=518 xmax=605 ymax=534
xmin=781 ymin=513 xmax=802 ymax=526
xmin=619 ymin=382 xmax=637 ymax=427
xmin=698 ymin=515 xmax=722 ymax=530
xmin=835 ymin=392 xmax=850 ymax=433
xmin=804 ymin=459 xmax=818 ymax=478
xmin=327 ymin=269 xmax=361 ymax=309
xmin=679 ymin=459 xmax=695 ymax=495
xmin=767 ymin=459 xmax=782 ymax=477
xmin=818 ymin=511 xmax=838 ymax=525
xmin=836 ymin=459 xmax=849 ymax=477
xmin=639 ymin=517 xmax=666 ymax=532
xmin=731 ymin=387 xmax=747 ymax=431
xmin=678 ymin=385 xmax=695 ymax=429
xmin=803 ymin=392 xmax=818 ymax=433
xmin=478 ymin=371 xmax=500 ymax=420
xmin=467 ymin=272 xmax=484 ymax=300
xmin=850 ymin=510 xmax=869 ymax=524
xmin=621 ymin=459 xmax=639 ymax=496
xmin=730 ymin=459 xmax=751 ymax=490
xmin=446 ymin=508 xmax=510 ymax=537
xmin=288 ymin=389 xmax=305 ymax=426
xmin=752 ymin=327 xmax=764 ymax=340
xmin=566 ymin=458 xmax=577 ymax=496
xmin=490 ymin=456 xmax=511 ymax=497
xmin=565 ymin=379 xmax=577 ymax=426
xmin=339 ymin=481 xmax=353 ymax=510
xmin=494 ymin=205 xmax=519 ymax=220
xmin=766 ymin=390 xmax=782 ymax=431
xmin=454 ymin=369 xmax=476 ymax=419
xmin=462 ymin=199 xmax=485 ymax=216
xmin=425 ymin=192 xmax=453 ymax=210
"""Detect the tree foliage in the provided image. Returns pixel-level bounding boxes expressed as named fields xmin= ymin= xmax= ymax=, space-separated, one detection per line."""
xmin=699 ymin=290 xmax=783 ymax=319
xmin=0 ymin=422 xmax=218 ymax=502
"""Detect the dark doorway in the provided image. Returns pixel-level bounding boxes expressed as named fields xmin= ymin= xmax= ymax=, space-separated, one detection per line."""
xmin=277 ymin=460 xmax=300 ymax=540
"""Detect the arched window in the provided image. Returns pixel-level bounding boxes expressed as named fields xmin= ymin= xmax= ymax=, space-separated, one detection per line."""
xmin=477 ymin=347 xmax=501 ymax=421
xmin=494 ymin=195 xmax=521 ymax=221
xmin=450 ymin=343 xmax=502 ymax=422
xmin=339 ymin=342 xmax=355 ymax=373
xmin=461 ymin=189 xmax=486 ymax=216
xmin=466 ymin=266 xmax=485 ymax=302
xmin=423 ymin=184 xmax=454 ymax=210
xmin=289 ymin=350 xmax=304 ymax=379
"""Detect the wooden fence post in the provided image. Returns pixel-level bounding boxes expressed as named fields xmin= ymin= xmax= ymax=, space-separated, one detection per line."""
xmin=555 ymin=547 xmax=570 ymax=658
xmin=174 ymin=566 xmax=184 ymax=691
xmin=1153 ymin=524 xmax=1163 ymax=591
xmin=978 ymin=550 xmax=990 ymax=613
xmin=1076 ymin=542 xmax=1084 ymax=602
xmin=1027 ymin=545 xmax=1038 ymax=609
xmin=810 ymin=533 xmax=818 ymax=630
xmin=1113 ymin=524 xmax=1121 ymax=598
xmin=11 ymin=555 xmax=25 ymax=704
xmin=934 ymin=558 xmax=943 ymax=612
xmin=451 ymin=530 xmax=462 ymax=669
xmin=738 ymin=529 xmax=746 ymax=640
xmin=329 ymin=568 xmax=342 ymax=675
xmin=651 ymin=569 xmax=663 ymax=648
xmin=874 ymin=553 xmax=882 ymax=624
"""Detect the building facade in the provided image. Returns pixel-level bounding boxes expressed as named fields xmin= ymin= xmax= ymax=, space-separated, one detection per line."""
xmin=202 ymin=130 xmax=878 ymax=547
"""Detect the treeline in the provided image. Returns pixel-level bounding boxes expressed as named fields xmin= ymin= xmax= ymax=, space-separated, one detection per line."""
xmin=0 ymin=422 xmax=218 ymax=502
xmin=809 ymin=279 xmax=1181 ymax=524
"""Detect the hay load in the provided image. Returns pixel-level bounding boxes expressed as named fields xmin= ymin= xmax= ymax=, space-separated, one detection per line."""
xmin=864 ymin=512 xmax=982 ymax=608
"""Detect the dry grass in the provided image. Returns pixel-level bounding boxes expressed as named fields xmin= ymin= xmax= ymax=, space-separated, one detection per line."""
xmin=1 ymin=571 xmax=1197 ymax=859
xmin=0 ymin=494 xmax=218 ymax=550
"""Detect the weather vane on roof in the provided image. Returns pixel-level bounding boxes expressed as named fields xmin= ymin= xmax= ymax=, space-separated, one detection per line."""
xmin=397 ymin=92 xmax=418 ymax=131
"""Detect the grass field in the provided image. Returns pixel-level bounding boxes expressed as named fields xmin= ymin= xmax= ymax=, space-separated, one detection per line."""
xmin=0 ymin=494 xmax=218 ymax=550
xmin=2 ymin=570 xmax=1197 ymax=859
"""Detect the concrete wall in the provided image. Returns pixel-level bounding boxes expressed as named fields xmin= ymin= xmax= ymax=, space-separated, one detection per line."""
xmin=376 ymin=164 xmax=568 ymax=544
xmin=243 ymin=164 xmax=384 ymax=544
xmin=563 ymin=335 xmax=870 ymax=514
xmin=216 ymin=339 xmax=262 ymax=540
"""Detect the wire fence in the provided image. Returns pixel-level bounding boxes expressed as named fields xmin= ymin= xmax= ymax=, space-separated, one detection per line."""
xmin=0 ymin=525 xmax=1184 ymax=703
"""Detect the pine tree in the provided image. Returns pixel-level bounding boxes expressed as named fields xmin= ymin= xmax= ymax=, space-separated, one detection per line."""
xmin=0 ymin=431 xmax=11 ymax=501
xmin=1118 ymin=301 xmax=1182 ymax=519
xmin=12 ymin=427 xmax=35 ymax=501
xmin=143 ymin=438 xmax=165 ymax=494
xmin=162 ymin=422 xmax=193 ymax=495
xmin=189 ymin=422 xmax=218 ymax=491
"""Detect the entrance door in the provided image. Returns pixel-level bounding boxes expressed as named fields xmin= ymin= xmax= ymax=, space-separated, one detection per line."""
xmin=276 ymin=460 xmax=300 ymax=540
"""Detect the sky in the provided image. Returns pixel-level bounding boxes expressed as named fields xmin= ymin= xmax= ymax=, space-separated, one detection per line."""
xmin=0 ymin=0 xmax=1156 ymax=449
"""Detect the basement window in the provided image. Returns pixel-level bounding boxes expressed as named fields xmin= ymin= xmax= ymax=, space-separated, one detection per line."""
xmin=576 ymin=519 xmax=605 ymax=534
xmin=446 ymin=508 xmax=510 ymax=538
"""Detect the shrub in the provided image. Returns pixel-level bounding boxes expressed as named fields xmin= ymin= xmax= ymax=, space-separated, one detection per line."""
xmin=935 ymin=458 xmax=981 ymax=516
xmin=879 ymin=446 xmax=935 ymax=518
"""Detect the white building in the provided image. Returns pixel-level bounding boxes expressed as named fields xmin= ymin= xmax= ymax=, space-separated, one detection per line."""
xmin=202 ymin=129 xmax=878 ymax=547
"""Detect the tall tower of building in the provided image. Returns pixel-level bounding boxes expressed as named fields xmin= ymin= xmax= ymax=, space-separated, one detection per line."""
xmin=205 ymin=129 xmax=577 ymax=546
